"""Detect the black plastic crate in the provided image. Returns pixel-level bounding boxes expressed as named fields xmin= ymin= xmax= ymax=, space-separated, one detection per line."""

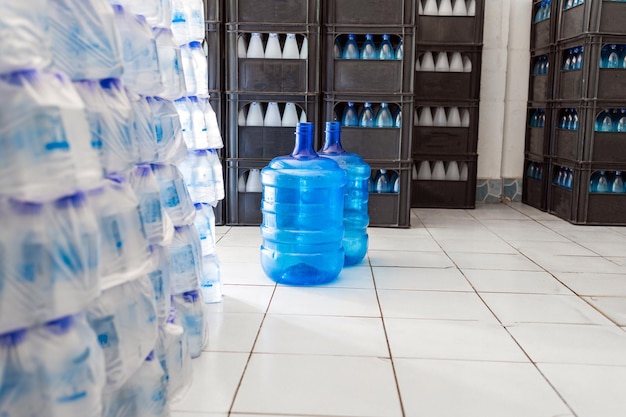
xmin=226 ymin=24 xmax=320 ymax=93
xmin=531 ymin=0 xmax=558 ymax=49
xmin=324 ymin=0 xmax=415 ymax=25
xmin=528 ymin=46 xmax=556 ymax=102
xmin=323 ymin=28 xmax=415 ymax=94
xmin=205 ymin=0 xmax=221 ymax=22
xmin=368 ymin=161 xmax=412 ymax=228
xmin=414 ymin=45 xmax=482 ymax=100
xmin=525 ymin=103 xmax=552 ymax=158
xmin=558 ymin=0 xmax=626 ymax=42
xmin=226 ymin=0 xmax=319 ymax=24
xmin=226 ymin=93 xmax=321 ymax=160
xmin=412 ymin=100 xmax=479 ymax=155
xmin=214 ymin=199 xmax=225 ymax=226
xmin=549 ymin=159 xmax=626 ymax=225
xmin=209 ymin=90 xmax=225 ymax=149
xmin=522 ymin=153 xmax=550 ymax=211
xmin=206 ymin=23 xmax=223 ymax=91
xmin=416 ymin=0 xmax=485 ymax=44
xmin=552 ymin=100 xmax=626 ymax=163
xmin=225 ymin=159 xmax=268 ymax=226
xmin=322 ymin=94 xmax=413 ymax=161
xmin=410 ymin=154 xmax=477 ymax=208
xmin=555 ymin=35 xmax=626 ymax=101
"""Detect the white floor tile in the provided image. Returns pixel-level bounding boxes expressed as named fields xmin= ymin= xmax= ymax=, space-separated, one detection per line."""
xmin=204 ymin=313 xmax=264 ymax=352
xmin=368 ymin=235 xmax=443 ymax=252
xmin=582 ymin=296 xmax=626 ymax=326
xmin=368 ymin=250 xmax=453 ymax=268
xmin=426 ymin=226 xmax=502 ymax=241
xmin=231 ymin=354 xmax=403 ymax=417
xmin=463 ymin=269 xmax=573 ymax=294
xmin=171 ymin=413 xmax=227 ymax=417
xmin=171 ymin=352 xmax=249 ymax=413
xmin=205 ymin=285 xmax=275 ymax=314
xmin=506 ymin=323 xmax=626 ymax=365
xmin=325 ymin=265 xmax=375 ymax=289
xmin=480 ymin=293 xmax=613 ymax=325
xmin=437 ymin=238 xmax=518 ymax=254
xmin=507 ymin=240 xmax=597 ymax=256
xmin=538 ymin=363 xmax=626 ymax=417
xmin=385 ymin=319 xmax=528 ymax=362
xmin=373 ymin=266 xmax=474 ymax=292
xmin=377 ymin=290 xmax=497 ymax=321
xmin=215 ymin=246 xmax=261 ymax=264
xmin=395 ymin=358 xmax=572 ymax=417
xmin=268 ymin=287 xmax=381 ymax=317
xmin=254 ymin=315 xmax=389 ymax=357
xmin=522 ymin=254 xmax=625 ymax=274
xmin=219 ymin=262 xmax=274 ymax=286
xmin=447 ymin=252 xmax=543 ymax=271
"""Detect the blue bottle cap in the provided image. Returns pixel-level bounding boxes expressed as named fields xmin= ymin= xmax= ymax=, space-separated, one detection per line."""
xmin=194 ymin=202 xmax=204 ymax=210
xmin=182 ymin=290 xmax=200 ymax=303
xmin=100 ymin=78 xmax=121 ymax=90
xmin=383 ymin=34 xmax=390 ymax=40
xmin=1 ymin=69 xmax=40 ymax=86
xmin=145 ymin=350 xmax=156 ymax=361
xmin=45 ymin=315 xmax=74 ymax=335
xmin=0 ymin=328 xmax=27 ymax=348
xmin=112 ymin=4 xmax=124 ymax=14
xmin=190 ymin=41 xmax=202 ymax=48
xmin=135 ymin=14 xmax=148 ymax=25
xmin=9 ymin=199 xmax=43 ymax=215
xmin=188 ymin=95 xmax=199 ymax=102
xmin=135 ymin=164 xmax=153 ymax=177
xmin=107 ymin=173 xmax=126 ymax=184
xmin=54 ymin=192 xmax=86 ymax=209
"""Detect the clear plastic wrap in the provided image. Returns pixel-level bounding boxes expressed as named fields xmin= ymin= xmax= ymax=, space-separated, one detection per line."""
xmin=146 ymin=97 xmax=188 ymax=165
xmin=168 ymin=225 xmax=203 ymax=295
xmin=148 ymin=245 xmax=172 ymax=325
xmin=179 ymin=149 xmax=224 ymax=206
xmin=172 ymin=290 xmax=208 ymax=358
xmin=86 ymin=274 xmax=158 ymax=393
xmin=128 ymin=165 xmax=167 ymax=245
xmin=155 ymin=320 xmax=192 ymax=402
xmin=126 ymin=90 xmax=158 ymax=164
xmin=48 ymin=0 xmax=123 ymax=80
xmin=151 ymin=164 xmax=195 ymax=227
xmin=153 ymin=27 xmax=186 ymax=100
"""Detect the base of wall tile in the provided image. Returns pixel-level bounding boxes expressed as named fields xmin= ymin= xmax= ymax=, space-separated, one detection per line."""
xmin=476 ymin=178 xmax=522 ymax=203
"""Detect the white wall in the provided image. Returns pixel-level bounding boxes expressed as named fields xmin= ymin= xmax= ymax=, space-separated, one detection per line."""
xmin=477 ymin=0 xmax=532 ymax=181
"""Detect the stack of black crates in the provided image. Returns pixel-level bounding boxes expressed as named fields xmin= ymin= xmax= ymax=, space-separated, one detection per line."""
xmin=223 ymin=0 xmax=321 ymax=225
xmin=205 ymin=0 xmax=226 ymax=225
xmin=322 ymin=0 xmax=415 ymax=226
xmin=411 ymin=0 xmax=485 ymax=209
xmin=524 ymin=0 xmax=626 ymax=225
xmin=211 ymin=0 xmax=485 ymax=227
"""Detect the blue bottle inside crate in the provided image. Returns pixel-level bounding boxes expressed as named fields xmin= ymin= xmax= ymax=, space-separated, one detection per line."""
xmin=260 ymin=122 xmax=347 ymax=285
xmin=319 ymin=122 xmax=370 ymax=267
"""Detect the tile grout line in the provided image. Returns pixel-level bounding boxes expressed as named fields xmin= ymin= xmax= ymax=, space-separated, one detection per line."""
xmin=414 ymin=207 xmax=581 ymax=417
xmin=368 ymin=254 xmax=407 ymax=417
xmin=226 ymin=281 xmax=278 ymax=416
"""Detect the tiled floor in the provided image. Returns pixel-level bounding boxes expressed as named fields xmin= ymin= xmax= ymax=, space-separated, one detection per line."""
xmin=171 ymin=202 xmax=626 ymax=417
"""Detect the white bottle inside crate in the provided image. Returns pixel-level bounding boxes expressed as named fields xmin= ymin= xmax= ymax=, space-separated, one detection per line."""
xmin=238 ymin=172 xmax=247 ymax=192
xmin=264 ymin=102 xmax=282 ymax=126
xmin=435 ymin=52 xmax=450 ymax=72
xmin=238 ymin=107 xmax=247 ymax=126
xmin=412 ymin=163 xmax=419 ymax=179
xmin=446 ymin=161 xmax=461 ymax=180
xmin=433 ymin=106 xmax=447 ymax=126
xmin=247 ymin=32 xmax=264 ymax=58
xmin=460 ymin=162 xmax=469 ymax=180
xmin=419 ymin=107 xmax=434 ymax=126
xmin=419 ymin=0 xmax=424 ymax=15
xmin=467 ymin=0 xmax=476 ymax=16
xmin=461 ymin=108 xmax=471 ymax=126
xmin=420 ymin=51 xmax=435 ymax=71
xmin=264 ymin=33 xmax=282 ymax=59
xmin=439 ymin=0 xmax=453 ymax=15
xmin=282 ymin=102 xmax=299 ymax=127
xmin=452 ymin=0 xmax=468 ymax=16
xmin=299 ymin=36 xmax=308 ymax=59
xmin=449 ymin=52 xmax=464 ymax=72
xmin=282 ymin=33 xmax=300 ymax=59
xmin=245 ymin=102 xmax=264 ymax=126
xmin=299 ymin=109 xmax=307 ymax=123
xmin=417 ymin=161 xmax=432 ymax=180
xmin=246 ymin=168 xmax=262 ymax=192
xmin=413 ymin=108 xmax=420 ymax=126
xmin=463 ymin=55 xmax=472 ymax=72
xmin=237 ymin=35 xmax=247 ymax=58
xmin=448 ymin=107 xmax=462 ymax=127
xmin=423 ymin=0 xmax=438 ymax=15
xmin=431 ymin=161 xmax=446 ymax=180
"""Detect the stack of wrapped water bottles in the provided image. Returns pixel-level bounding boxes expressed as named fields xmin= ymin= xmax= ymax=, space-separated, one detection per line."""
xmin=0 ymin=0 xmax=224 ymax=416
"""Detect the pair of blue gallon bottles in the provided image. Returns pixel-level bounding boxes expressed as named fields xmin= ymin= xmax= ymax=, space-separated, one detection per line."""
xmin=259 ymin=122 xmax=370 ymax=285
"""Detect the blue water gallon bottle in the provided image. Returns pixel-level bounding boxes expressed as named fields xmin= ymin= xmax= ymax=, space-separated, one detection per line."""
xmin=260 ymin=122 xmax=347 ymax=285
xmin=319 ymin=122 xmax=370 ymax=266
